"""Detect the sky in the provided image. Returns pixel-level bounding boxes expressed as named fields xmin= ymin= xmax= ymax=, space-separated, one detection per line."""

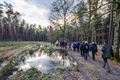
xmin=0 ymin=0 xmax=53 ymax=27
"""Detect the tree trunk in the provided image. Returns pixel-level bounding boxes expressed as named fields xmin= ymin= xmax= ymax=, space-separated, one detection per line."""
xmin=116 ymin=13 xmax=120 ymax=62
xmin=88 ymin=0 xmax=92 ymax=42
xmin=8 ymin=15 xmax=14 ymax=41
xmin=13 ymin=23 xmax=17 ymax=41
xmin=114 ymin=1 xmax=120 ymax=62
xmin=109 ymin=0 xmax=114 ymax=45
xmin=0 ymin=17 xmax=3 ymax=40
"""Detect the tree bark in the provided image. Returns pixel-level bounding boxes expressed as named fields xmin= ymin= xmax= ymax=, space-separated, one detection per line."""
xmin=0 ymin=17 xmax=3 ymax=40
xmin=88 ymin=0 xmax=92 ymax=42
xmin=109 ymin=0 xmax=114 ymax=45
xmin=116 ymin=12 xmax=120 ymax=61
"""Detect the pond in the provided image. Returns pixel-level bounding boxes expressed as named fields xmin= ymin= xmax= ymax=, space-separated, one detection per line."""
xmin=18 ymin=50 xmax=71 ymax=73
xmin=0 ymin=44 xmax=77 ymax=80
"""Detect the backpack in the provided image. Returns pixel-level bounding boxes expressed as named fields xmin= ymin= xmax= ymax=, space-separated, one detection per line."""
xmin=84 ymin=44 xmax=89 ymax=50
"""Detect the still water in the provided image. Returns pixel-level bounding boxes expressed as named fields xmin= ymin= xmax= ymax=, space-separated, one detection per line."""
xmin=18 ymin=50 xmax=71 ymax=73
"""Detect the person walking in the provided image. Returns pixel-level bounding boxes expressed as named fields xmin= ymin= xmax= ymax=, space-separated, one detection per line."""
xmin=64 ymin=40 xmax=67 ymax=48
xmin=76 ymin=41 xmax=80 ymax=52
xmin=90 ymin=42 xmax=98 ymax=61
xmin=55 ymin=40 xmax=59 ymax=46
xmin=80 ymin=41 xmax=84 ymax=56
xmin=72 ymin=41 xmax=77 ymax=51
xmin=102 ymin=41 xmax=114 ymax=73
xmin=83 ymin=41 xmax=89 ymax=60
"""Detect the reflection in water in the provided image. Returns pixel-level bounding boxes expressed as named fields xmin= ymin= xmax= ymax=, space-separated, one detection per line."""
xmin=18 ymin=50 xmax=71 ymax=73
xmin=0 ymin=61 xmax=7 ymax=70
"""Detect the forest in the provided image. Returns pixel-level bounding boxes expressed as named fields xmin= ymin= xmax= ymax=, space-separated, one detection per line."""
xmin=0 ymin=0 xmax=120 ymax=80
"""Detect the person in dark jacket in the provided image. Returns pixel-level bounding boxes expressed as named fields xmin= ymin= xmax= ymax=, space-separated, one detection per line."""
xmin=90 ymin=42 xmax=98 ymax=60
xmin=72 ymin=41 xmax=76 ymax=51
xmin=76 ymin=41 xmax=80 ymax=52
xmin=64 ymin=40 xmax=67 ymax=48
xmin=80 ymin=41 xmax=84 ymax=56
xmin=102 ymin=41 xmax=114 ymax=73
xmin=83 ymin=41 xmax=89 ymax=60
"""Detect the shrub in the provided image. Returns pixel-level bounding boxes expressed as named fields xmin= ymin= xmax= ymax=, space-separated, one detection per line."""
xmin=115 ymin=55 xmax=120 ymax=62
xmin=0 ymin=61 xmax=17 ymax=77
xmin=29 ymin=49 xmax=34 ymax=55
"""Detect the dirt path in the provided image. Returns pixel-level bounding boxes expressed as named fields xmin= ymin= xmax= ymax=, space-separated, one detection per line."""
xmin=62 ymin=51 xmax=120 ymax=80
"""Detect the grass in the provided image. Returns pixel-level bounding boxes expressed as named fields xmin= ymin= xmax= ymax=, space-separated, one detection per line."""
xmin=0 ymin=41 xmax=41 ymax=61
xmin=0 ymin=41 xmax=40 ymax=55
xmin=41 ymin=67 xmax=64 ymax=80
xmin=0 ymin=41 xmax=40 ymax=47
xmin=56 ymin=67 xmax=64 ymax=74
xmin=42 ymin=74 xmax=51 ymax=80
xmin=28 ymin=44 xmax=40 ymax=55
xmin=10 ymin=68 xmax=42 ymax=80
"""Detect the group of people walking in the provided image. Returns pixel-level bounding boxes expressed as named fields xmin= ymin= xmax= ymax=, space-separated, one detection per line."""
xmin=55 ymin=40 xmax=68 ymax=48
xmin=71 ymin=41 xmax=98 ymax=61
xmin=55 ymin=40 xmax=114 ymax=72
xmin=72 ymin=40 xmax=114 ymax=73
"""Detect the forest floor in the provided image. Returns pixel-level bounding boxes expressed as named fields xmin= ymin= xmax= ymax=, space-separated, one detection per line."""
xmin=62 ymin=50 xmax=120 ymax=80
xmin=0 ymin=42 xmax=120 ymax=80
xmin=0 ymin=41 xmax=39 ymax=62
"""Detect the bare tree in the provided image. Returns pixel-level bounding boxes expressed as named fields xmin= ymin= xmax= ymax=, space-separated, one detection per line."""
xmin=0 ymin=4 xmax=4 ymax=40
xmin=49 ymin=0 xmax=75 ymax=40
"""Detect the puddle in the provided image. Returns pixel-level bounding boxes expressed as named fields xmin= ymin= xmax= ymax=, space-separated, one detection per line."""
xmin=18 ymin=50 xmax=71 ymax=73
xmin=0 ymin=61 xmax=7 ymax=70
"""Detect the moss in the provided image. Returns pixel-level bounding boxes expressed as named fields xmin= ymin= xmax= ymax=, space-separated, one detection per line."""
xmin=56 ymin=67 xmax=64 ymax=74
xmin=25 ymin=68 xmax=41 ymax=80
xmin=41 ymin=67 xmax=64 ymax=80
xmin=42 ymin=74 xmax=51 ymax=80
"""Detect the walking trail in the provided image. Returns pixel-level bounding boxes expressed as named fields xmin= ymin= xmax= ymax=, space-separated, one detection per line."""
xmin=62 ymin=51 xmax=120 ymax=80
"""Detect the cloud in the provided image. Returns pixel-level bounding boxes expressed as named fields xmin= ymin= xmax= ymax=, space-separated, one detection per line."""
xmin=1 ymin=0 xmax=50 ymax=27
